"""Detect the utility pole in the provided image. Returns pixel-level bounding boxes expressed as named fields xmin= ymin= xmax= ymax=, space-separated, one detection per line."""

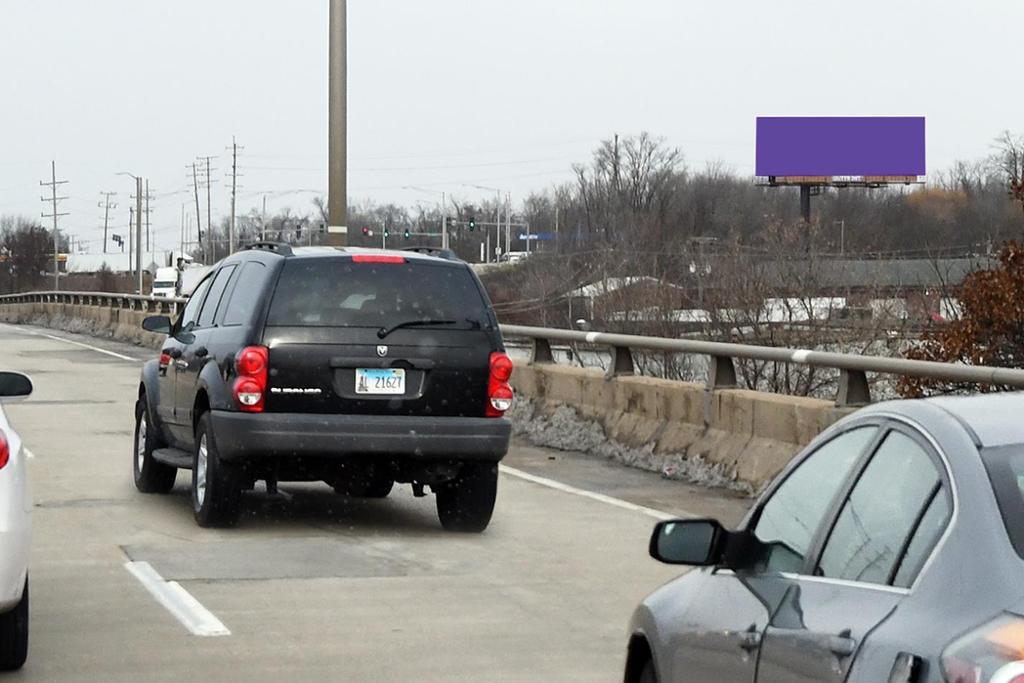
xmin=98 ymin=191 xmax=117 ymax=254
xmin=327 ymin=0 xmax=348 ymax=245
xmin=226 ymin=137 xmax=243 ymax=254
xmin=144 ymin=179 xmax=153 ymax=252
xmin=441 ymin=191 xmax=448 ymax=250
xmin=129 ymin=206 xmax=134 ymax=274
xmin=196 ymin=155 xmax=218 ymax=261
xmin=261 ymin=195 xmax=267 ymax=241
xmin=189 ymin=162 xmax=203 ymax=260
xmin=40 ymin=161 xmax=69 ymax=290
xmin=135 ymin=176 xmax=143 ymax=293
xmin=180 ymin=203 xmax=186 ymax=256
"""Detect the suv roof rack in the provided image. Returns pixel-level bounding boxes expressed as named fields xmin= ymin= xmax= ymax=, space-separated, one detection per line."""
xmin=244 ymin=241 xmax=293 ymax=256
xmin=401 ymin=246 xmax=460 ymax=261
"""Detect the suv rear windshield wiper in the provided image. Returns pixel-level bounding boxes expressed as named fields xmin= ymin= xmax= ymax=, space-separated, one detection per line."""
xmin=377 ymin=318 xmax=457 ymax=339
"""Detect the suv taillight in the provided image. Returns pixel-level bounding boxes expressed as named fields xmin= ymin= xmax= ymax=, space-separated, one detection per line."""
xmin=942 ymin=614 xmax=1024 ymax=683
xmin=0 ymin=429 xmax=8 ymax=469
xmin=234 ymin=345 xmax=269 ymax=413
xmin=486 ymin=352 xmax=514 ymax=417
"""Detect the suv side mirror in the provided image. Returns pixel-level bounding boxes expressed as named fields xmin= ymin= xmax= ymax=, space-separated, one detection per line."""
xmin=0 ymin=372 xmax=33 ymax=403
xmin=142 ymin=315 xmax=172 ymax=335
xmin=649 ymin=519 xmax=727 ymax=566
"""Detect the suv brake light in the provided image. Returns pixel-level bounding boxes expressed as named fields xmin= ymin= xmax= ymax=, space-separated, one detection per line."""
xmin=942 ymin=614 xmax=1024 ymax=683
xmin=0 ymin=429 xmax=8 ymax=469
xmin=352 ymin=254 xmax=405 ymax=264
xmin=234 ymin=345 xmax=269 ymax=413
xmin=486 ymin=352 xmax=514 ymax=417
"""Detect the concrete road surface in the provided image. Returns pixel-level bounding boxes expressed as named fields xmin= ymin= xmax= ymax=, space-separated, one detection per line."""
xmin=0 ymin=323 xmax=750 ymax=682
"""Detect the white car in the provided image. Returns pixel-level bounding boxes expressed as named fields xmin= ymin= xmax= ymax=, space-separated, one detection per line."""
xmin=0 ymin=372 xmax=33 ymax=671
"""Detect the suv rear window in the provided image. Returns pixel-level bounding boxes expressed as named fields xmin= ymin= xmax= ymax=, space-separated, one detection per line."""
xmin=266 ymin=258 xmax=489 ymax=327
xmin=982 ymin=445 xmax=1024 ymax=558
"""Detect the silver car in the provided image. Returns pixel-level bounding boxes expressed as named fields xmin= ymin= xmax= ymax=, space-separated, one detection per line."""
xmin=626 ymin=393 xmax=1024 ymax=683
xmin=0 ymin=372 xmax=34 ymax=671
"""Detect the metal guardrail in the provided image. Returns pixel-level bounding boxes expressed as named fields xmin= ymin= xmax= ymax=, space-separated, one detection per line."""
xmin=2 ymin=291 xmax=1020 ymax=407
xmin=499 ymin=324 xmax=1024 ymax=407
xmin=0 ymin=290 xmax=187 ymax=315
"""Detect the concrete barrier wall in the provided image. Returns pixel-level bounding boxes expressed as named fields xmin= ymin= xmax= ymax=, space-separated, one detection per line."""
xmin=511 ymin=362 xmax=853 ymax=490
xmin=0 ymin=302 xmax=165 ymax=350
xmin=0 ymin=300 xmax=849 ymax=490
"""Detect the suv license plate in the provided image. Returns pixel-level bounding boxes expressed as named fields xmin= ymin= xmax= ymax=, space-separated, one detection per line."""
xmin=355 ymin=368 xmax=406 ymax=395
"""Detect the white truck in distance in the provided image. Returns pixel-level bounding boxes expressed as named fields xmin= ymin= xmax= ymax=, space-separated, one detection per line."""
xmin=151 ymin=267 xmax=178 ymax=298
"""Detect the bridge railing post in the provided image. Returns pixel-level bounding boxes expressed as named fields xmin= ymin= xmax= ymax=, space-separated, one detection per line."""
xmin=836 ymin=369 xmax=871 ymax=407
xmin=530 ymin=338 xmax=554 ymax=365
xmin=606 ymin=345 xmax=634 ymax=379
xmin=706 ymin=354 xmax=738 ymax=390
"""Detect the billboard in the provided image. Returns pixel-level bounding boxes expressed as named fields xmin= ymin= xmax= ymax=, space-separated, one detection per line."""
xmin=756 ymin=116 xmax=925 ymax=180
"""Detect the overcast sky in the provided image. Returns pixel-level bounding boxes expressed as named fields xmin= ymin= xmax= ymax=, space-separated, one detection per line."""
xmin=1 ymin=0 xmax=1021 ymax=254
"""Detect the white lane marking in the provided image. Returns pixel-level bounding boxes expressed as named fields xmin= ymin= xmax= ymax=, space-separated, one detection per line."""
xmin=499 ymin=464 xmax=685 ymax=520
xmin=124 ymin=561 xmax=230 ymax=637
xmin=31 ymin=331 xmax=139 ymax=361
xmin=23 ymin=448 xmax=35 ymax=460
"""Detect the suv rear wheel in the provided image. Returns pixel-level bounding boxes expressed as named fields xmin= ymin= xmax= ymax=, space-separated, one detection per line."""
xmin=134 ymin=398 xmax=176 ymax=494
xmin=435 ymin=462 xmax=498 ymax=533
xmin=0 ymin=577 xmax=28 ymax=671
xmin=192 ymin=413 xmax=242 ymax=527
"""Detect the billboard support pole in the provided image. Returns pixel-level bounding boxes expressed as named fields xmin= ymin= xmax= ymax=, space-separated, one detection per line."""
xmin=800 ymin=185 xmax=811 ymax=223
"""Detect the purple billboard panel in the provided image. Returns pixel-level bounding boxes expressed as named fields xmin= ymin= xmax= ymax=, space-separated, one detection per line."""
xmin=756 ymin=117 xmax=925 ymax=177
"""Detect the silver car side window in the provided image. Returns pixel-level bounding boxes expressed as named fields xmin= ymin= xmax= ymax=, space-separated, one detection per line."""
xmin=816 ymin=431 xmax=944 ymax=585
xmin=752 ymin=427 xmax=876 ymax=574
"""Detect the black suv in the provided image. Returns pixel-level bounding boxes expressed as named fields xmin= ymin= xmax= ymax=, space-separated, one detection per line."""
xmin=134 ymin=243 xmax=513 ymax=531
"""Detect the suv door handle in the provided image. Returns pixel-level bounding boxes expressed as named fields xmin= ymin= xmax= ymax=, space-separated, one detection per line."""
xmin=828 ymin=629 xmax=857 ymax=658
xmin=193 ymin=346 xmax=209 ymax=358
xmin=738 ymin=624 xmax=762 ymax=652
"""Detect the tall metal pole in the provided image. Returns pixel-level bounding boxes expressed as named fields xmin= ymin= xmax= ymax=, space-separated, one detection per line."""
xmin=205 ymin=157 xmax=214 ymax=260
xmin=441 ymin=192 xmax=448 ymax=250
xmin=136 ymin=176 xmax=144 ymax=294
xmin=191 ymin=163 xmax=203 ymax=260
xmin=99 ymin=191 xmax=117 ymax=254
xmin=800 ymin=185 xmax=811 ymax=223
xmin=144 ymin=178 xmax=151 ymax=251
xmin=327 ymin=0 xmax=348 ymax=245
xmin=128 ymin=207 xmax=134 ymax=275
xmin=40 ymin=161 xmax=68 ymax=290
xmin=51 ymin=162 xmax=59 ymax=289
xmin=261 ymin=194 xmax=267 ymax=241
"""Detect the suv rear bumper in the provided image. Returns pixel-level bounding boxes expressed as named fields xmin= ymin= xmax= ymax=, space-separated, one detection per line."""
xmin=210 ymin=410 xmax=511 ymax=462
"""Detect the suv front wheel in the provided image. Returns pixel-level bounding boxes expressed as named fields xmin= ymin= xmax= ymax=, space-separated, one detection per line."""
xmin=435 ymin=462 xmax=498 ymax=533
xmin=192 ymin=413 xmax=242 ymax=527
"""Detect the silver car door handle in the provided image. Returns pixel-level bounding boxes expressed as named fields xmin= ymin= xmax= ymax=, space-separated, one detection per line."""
xmin=828 ymin=629 xmax=857 ymax=658
xmin=174 ymin=360 xmax=189 ymax=370
xmin=738 ymin=625 xmax=762 ymax=652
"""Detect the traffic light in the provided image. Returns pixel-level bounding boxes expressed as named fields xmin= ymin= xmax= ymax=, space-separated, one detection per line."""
xmin=468 ymin=216 xmax=476 ymax=232
xmin=403 ymin=229 xmax=411 ymax=240
xmin=384 ymin=228 xmax=390 ymax=238
xmin=361 ymin=226 xmax=370 ymax=236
